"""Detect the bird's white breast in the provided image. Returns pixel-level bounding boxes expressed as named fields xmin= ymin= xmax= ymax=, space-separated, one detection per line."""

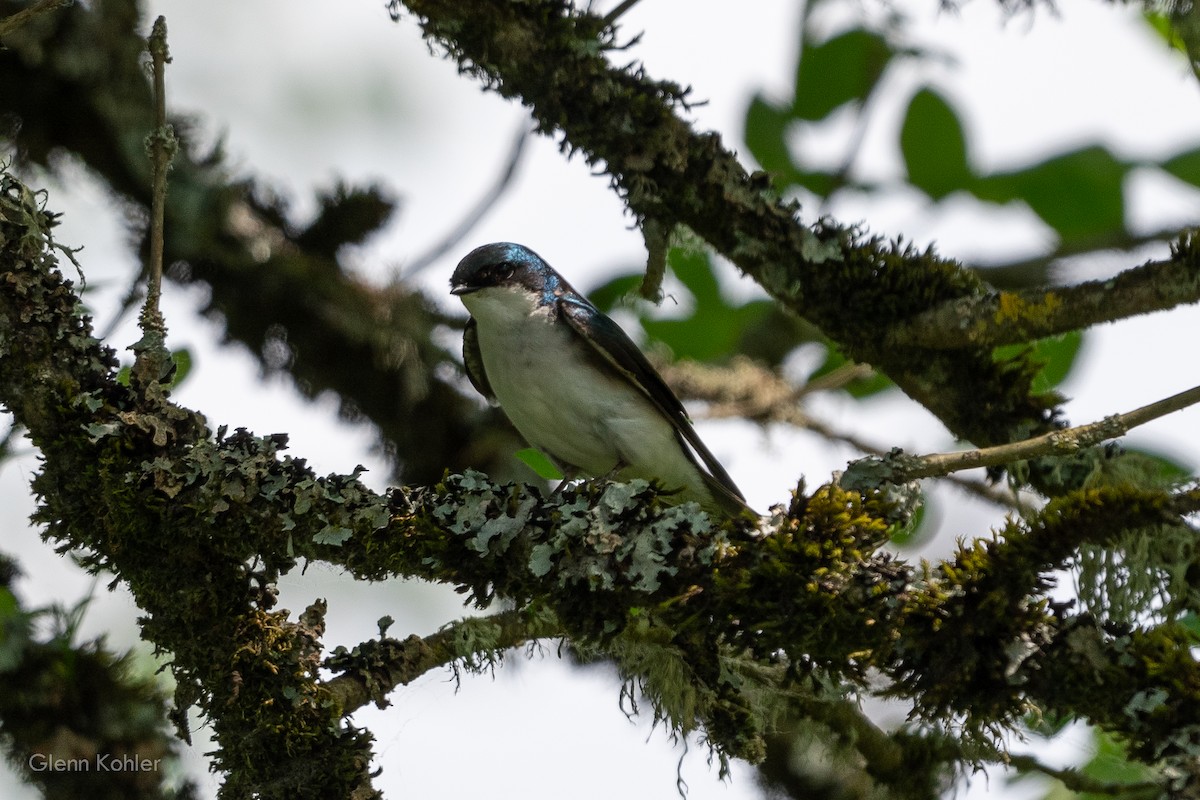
xmin=461 ymin=287 xmax=706 ymax=495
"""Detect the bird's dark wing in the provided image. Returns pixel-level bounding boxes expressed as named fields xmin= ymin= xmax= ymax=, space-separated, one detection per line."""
xmin=557 ymin=295 xmax=748 ymax=511
xmin=462 ymin=317 xmax=495 ymax=403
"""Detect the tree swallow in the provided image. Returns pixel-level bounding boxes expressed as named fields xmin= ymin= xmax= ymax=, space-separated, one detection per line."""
xmin=450 ymin=242 xmax=753 ymax=518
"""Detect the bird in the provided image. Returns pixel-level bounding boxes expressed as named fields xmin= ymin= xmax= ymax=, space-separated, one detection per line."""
xmin=450 ymin=241 xmax=753 ymax=518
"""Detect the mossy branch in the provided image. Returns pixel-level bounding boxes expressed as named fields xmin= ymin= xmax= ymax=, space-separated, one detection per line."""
xmin=0 ymin=0 xmax=66 ymax=39
xmin=323 ymin=608 xmax=564 ymax=715
xmin=888 ymin=234 xmax=1200 ymax=349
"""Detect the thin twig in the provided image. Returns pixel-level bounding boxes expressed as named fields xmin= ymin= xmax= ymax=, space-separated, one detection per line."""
xmin=128 ymin=16 xmax=177 ymax=392
xmin=800 ymin=414 xmax=1028 ymax=511
xmin=602 ymin=0 xmax=643 ymax=27
xmin=143 ymin=16 xmax=174 ymax=328
xmin=402 ymin=123 xmax=529 ymax=277
xmin=893 ymin=384 xmax=1200 ymax=482
xmin=0 ymin=0 xmax=67 ymax=39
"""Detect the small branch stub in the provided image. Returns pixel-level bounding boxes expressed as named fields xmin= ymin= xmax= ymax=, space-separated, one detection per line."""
xmin=132 ymin=15 xmax=178 ymax=391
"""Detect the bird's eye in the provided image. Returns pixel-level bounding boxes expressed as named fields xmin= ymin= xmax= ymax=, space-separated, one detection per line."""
xmin=492 ymin=265 xmax=514 ymax=282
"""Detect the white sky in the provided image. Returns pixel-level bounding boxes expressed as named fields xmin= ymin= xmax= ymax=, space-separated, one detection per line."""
xmin=3 ymin=0 xmax=1199 ymax=798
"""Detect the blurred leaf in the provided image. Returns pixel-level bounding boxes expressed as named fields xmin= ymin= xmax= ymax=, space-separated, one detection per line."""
xmin=1012 ymin=726 xmax=1156 ymax=800
xmin=1076 ymin=729 xmax=1156 ymax=790
xmin=1177 ymin=612 xmax=1200 ymax=642
xmin=1143 ymin=10 xmax=1189 ymax=57
xmin=1142 ymin=6 xmax=1200 ymax=74
xmin=588 ymin=273 xmax=643 ymax=311
xmin=993 ymin=331 xmax=1083 ymax=394
xmin=516 ymin=448 xmax=563 ymax=480
xmin=643 ymin=249 xmax=772 ymax=361
xmin=593 ymin=250 xmax=775 ymax=363
xmin=744 ymin=25 xmax=895 ymax=197
xmin=901 ymin=88 xmax=972 ymax=200
xmin=809 ymin=347 xmax=894 ymax=398
xmin=1119 ymin=448 xmax=1194 ymax=483
xmin=888 ymin=497 xmax=930 ymax=548
xmin=974 ymin=146 xmax=1127 ymax=245
xmin=1022 ymin=711 xmax=1074 ymax=739
xmin=115 ymin=348 xmax=192 ymax=389
xmin=744 ymin=95 xmax=801 ymax=186
xmin=1162 ymin=146 xmax=1200 ymax=188
xmin=735 ymin=304 xmax=821 ymax=367
xmin=744 ymin=96 xmax=838 ymax=196
xmin=0 ymin=586 xmax=33 ymax=673
xmin=170 ymin=348 xmax=193 ymax=388
xmin=794 ymin=28 xmax=893 ymax=121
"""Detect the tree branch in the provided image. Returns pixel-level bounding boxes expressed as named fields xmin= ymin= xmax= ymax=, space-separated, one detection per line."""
xmin=0 ymin=0 xmax=65 ymax=39
xmin=324 ymin=609 xmax=564 ymax=715
xmin=843 ymin=382 xmax=1200 ymax=485
xmin=889 ymin=233 xmax=1200 ymax=349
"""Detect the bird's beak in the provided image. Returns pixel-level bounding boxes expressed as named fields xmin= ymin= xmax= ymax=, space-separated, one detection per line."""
xmin=450 ymin=284 xmax=477 ymax=296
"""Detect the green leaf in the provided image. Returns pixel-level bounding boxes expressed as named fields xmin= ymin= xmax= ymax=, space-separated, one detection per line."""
xmin=974 ymin=146 xmax=1128 ymax=245
xmin=1077 ymin=728 xmax=1155 ymax=787
xmin=1029 ymin=331 xmax=1083 ymax=391
xmin=515 ymin=448 xmax=563 ymax=480
xmin=1120 ymin=448 xmax=1194 ymax=483
xmin=744 ymin=96 xmax=839 ymax=196
xmin=592 ymin=250 xmax=774 ymax=363
xmin=1162 ymin=146 xmax=1200 ymax=188
xmin=0 ymin=587 xmax=32 ymax=673
xmin=901 ymin=88 xmax=972 ymax=200
xmin=643 ymin=249 xmax=771 ymax=361
xmin=114 ymin=348 xmax=192 ymax=388
xmin=736 ymin=305 xmax=822 ymax=367
xmin=887 ymin=499 xmax=930 ymax=548
xmin=993 ymin=331 xmax=1084 ymax=394
xmin=744 ymin=94 xmax=797 ymax=181
xmin=169 ymin=348 xmax=193 ymax=388
xmin=588 ymin=273 xmax=643 ymax=312
xmin=1177 ymin=612 xmax=1200 ymax=642
xmin=794 ymin=28 xmax=893 ymax=121
xmin=1143 ymin=10 xmax=1189 ymax=57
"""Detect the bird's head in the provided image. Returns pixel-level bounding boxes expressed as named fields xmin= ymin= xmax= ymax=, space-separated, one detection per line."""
xmin=450 ymin=242 xmax=562 ymax=301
